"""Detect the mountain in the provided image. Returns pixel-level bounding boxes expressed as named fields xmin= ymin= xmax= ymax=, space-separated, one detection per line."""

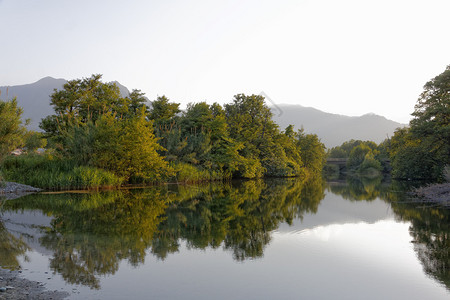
xmin=0 ymin=77 xmax=66 ymax=131
xmin=271 ymin=104 xmax=406 ymax=148
xmin=0 ymin=77 xmax=131 ymax=131
xmin=1 ymin=77 xmax=405 ymax=147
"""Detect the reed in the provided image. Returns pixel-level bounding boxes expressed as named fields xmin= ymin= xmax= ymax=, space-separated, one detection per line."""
xmin=0 ymin=154 xmax=123 ymax=190
xmin=170 ymin=162 xmax=229 ymax=183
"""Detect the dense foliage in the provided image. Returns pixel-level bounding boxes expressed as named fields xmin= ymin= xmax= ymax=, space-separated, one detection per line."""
xmin=327 ymin=139 xmax=388 ymax=175
xmin=0 ymin=98 xmax=27 ymax=161
xmin=390 ymin=66 xmax=450 ymax=180
xmin=1 ymin=75 xmax=326 ymax=189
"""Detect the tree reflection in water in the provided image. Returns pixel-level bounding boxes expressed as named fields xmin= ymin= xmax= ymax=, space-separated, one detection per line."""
xmin=389 ymin=194 xmax=450 ymax=291
xmin=327 ymin=176 xmax=450 ymax=290
xmin=0 ymin=176 xmax=448 ymax=291
xmin=0 ymin=215 xmax=30 ymax=270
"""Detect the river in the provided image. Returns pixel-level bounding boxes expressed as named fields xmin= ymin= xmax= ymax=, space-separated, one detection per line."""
xmin=1 ymin=177 xmax=449 ymax=299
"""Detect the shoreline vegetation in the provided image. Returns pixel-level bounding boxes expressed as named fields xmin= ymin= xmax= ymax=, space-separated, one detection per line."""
xmin=1 ymin=65 xmax=449 ymax=201
xmin=1 ymin=75 xmax=327 ymax=191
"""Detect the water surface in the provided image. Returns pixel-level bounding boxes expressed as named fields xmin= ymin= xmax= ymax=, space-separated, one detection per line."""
xmin=1 ymin=177 xmax=449 ymax=299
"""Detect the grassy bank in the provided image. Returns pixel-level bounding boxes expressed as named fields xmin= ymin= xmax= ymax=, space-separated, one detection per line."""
xmin=1 ymin=154 xmax=123 ymax=190
xmin=0 ymin=155 xmax=233 ymax=190
xmin=168 ymin=162 xmax=231 ymax=183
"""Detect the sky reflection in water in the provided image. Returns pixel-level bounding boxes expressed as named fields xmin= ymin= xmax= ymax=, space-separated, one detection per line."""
xmin=0 ymin=177 xmax=449 ymax=299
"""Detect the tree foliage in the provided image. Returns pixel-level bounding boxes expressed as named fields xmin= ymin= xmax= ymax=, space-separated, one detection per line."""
xmin=0 ymin=98 xmax=27 ymax=160
xmin=390 ymin=65 xmax=450 ymax=180
xmin=40 ymin=74 xmax=148 ymax=138
xmin=39 ymin=75 xmax=170 ymax=183
xmin=27 ymin=74 xmax=328 ymax=186
xmin=327 ymin=140 xmax=384 ymax=175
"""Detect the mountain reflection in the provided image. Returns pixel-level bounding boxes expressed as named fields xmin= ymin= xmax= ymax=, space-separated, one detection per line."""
xmin=1 ymin=176 xmax=449 ymax=291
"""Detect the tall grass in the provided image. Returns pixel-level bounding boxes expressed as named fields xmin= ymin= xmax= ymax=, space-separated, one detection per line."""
xmin=1 ymin=154 xmax=123 ymax=190
xmin=169 ymin=162 xmax=229 ymax=183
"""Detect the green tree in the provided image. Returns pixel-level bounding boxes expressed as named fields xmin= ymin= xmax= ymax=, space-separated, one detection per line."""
xmin=24 ymin=131 xmax=47 ymax=152
xmin=390 ymin=127 xmax=441 ymax=179
xmin=40 ymin=74 xmax=148 ymax=139
xmin=92 ymin=109 xmax=171 ymax=182
xmin=391 ymin=65 xmax=450 ymax=180
xmin=346 ymin=143 xmax=382 ymax=174
xmin=225 ymin=94 xmax=290 ymax=177
xmin=149 ymin=95 xmax=180 ymax=122
xmin=295 ymin=130 xmax=325 ymax=175
xmin=0 ymin=98 xmax=27 ymax=160
xmin=347 ymin=144 xmax=372 ymax=171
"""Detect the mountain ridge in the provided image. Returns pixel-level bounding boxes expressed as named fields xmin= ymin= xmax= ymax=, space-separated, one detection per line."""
xmin=0 ymin=77 xmax=405 ymax=147
xmin=0 ymin=77 xmax=131 ymax=131
xmin=272 ymin=104 xmax=405 ymax=147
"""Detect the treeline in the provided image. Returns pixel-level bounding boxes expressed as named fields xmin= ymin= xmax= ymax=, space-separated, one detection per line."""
xmin=326 ymin=65 xmax=449 ymax=181
xmin=0 ymin=75 xmax=325 ymax=189
xmin=327 ymin=139 xmax=390 ymax=175
xmin=390 ymin=66 xmax=449 ymax=181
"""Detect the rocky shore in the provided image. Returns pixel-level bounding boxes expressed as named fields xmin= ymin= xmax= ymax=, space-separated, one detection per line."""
xmin=412 ymin=183 xmax=450 ymax=207
xmin=1 ymin=183 xmax=67 ymax=299
xmin=0 ymin=182 xmax=41 ymax=200
xmin=0 ymin=269 xmax=69 ymax=300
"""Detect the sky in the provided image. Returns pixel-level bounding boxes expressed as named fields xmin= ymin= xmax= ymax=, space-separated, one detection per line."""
xmin=1 ymin=0 xmax=449 ymax=124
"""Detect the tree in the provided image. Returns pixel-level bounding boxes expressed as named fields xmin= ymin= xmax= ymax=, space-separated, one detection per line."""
xmin=391 ymin=65 xmax=450 ymax=180
xmin=149 ymin=96 xmax=180 ymax=122
xmin=225 ymin=94 xmax=282 ymax=177
xmin=24 ymin=131 xmax=47 ymax=152
xmin=0 ymin=98 xmax=27 ymax=160
xmin=39 ymin=75 xmax=170 ymax=183
xmin=295 ymin=130 xmax=326 ymax=175
xmin=390 ymin=127 xmax=441 ymax=179
xmin=92 ymin=109 xmax=171 ymax=182
xmin=347 ymin=144 xmax=372 ymax=171
xmin=40 ymin=74 xmax=148 ymax=138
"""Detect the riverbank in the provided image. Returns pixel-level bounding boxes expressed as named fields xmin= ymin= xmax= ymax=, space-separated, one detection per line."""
xmin=412 ymin=183 xmax=450 ymax=207
xmin=0 ymin=182 xmax=41 ymax=200
xmin=0 ymin=268 xmax=69 ymax=300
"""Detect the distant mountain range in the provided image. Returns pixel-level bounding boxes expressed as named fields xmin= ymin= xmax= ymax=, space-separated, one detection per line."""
xmin=272 ymin=104 xmax=405 ymax=148
xmin=0 ymin=77 xmax=66 ymax=131
xmin=0 ymin=77 xmax=131 ymax=131
xmin=0 ymin=77 xmax=406 ymax=148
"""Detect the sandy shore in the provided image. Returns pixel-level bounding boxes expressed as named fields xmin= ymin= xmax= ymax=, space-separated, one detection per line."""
xmin=0 ymin=268 xmax=69 ymax=300
xmin=412 ymin=183 xmax=450 ymax=207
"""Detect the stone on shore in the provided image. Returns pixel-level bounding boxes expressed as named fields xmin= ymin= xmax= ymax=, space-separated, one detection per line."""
xmin=0 ymin=182 xmax=41 ymax=200
xmin=412 ymin=183 xmax=450 ymax=207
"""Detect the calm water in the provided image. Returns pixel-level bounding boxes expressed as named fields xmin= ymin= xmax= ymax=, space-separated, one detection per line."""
xmin=1 ymin=177 xmax=449 ymax=299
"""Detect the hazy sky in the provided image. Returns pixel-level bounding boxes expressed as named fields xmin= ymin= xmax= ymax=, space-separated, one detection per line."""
xmin=1 ymin=0 xmax=449 ymax=123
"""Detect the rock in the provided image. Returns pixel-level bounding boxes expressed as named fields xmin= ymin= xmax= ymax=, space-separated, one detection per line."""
xmin=0 ymin=181 xmax=42 ymax=200
xmin=0 ymin=287 xmax=6 ymax=292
